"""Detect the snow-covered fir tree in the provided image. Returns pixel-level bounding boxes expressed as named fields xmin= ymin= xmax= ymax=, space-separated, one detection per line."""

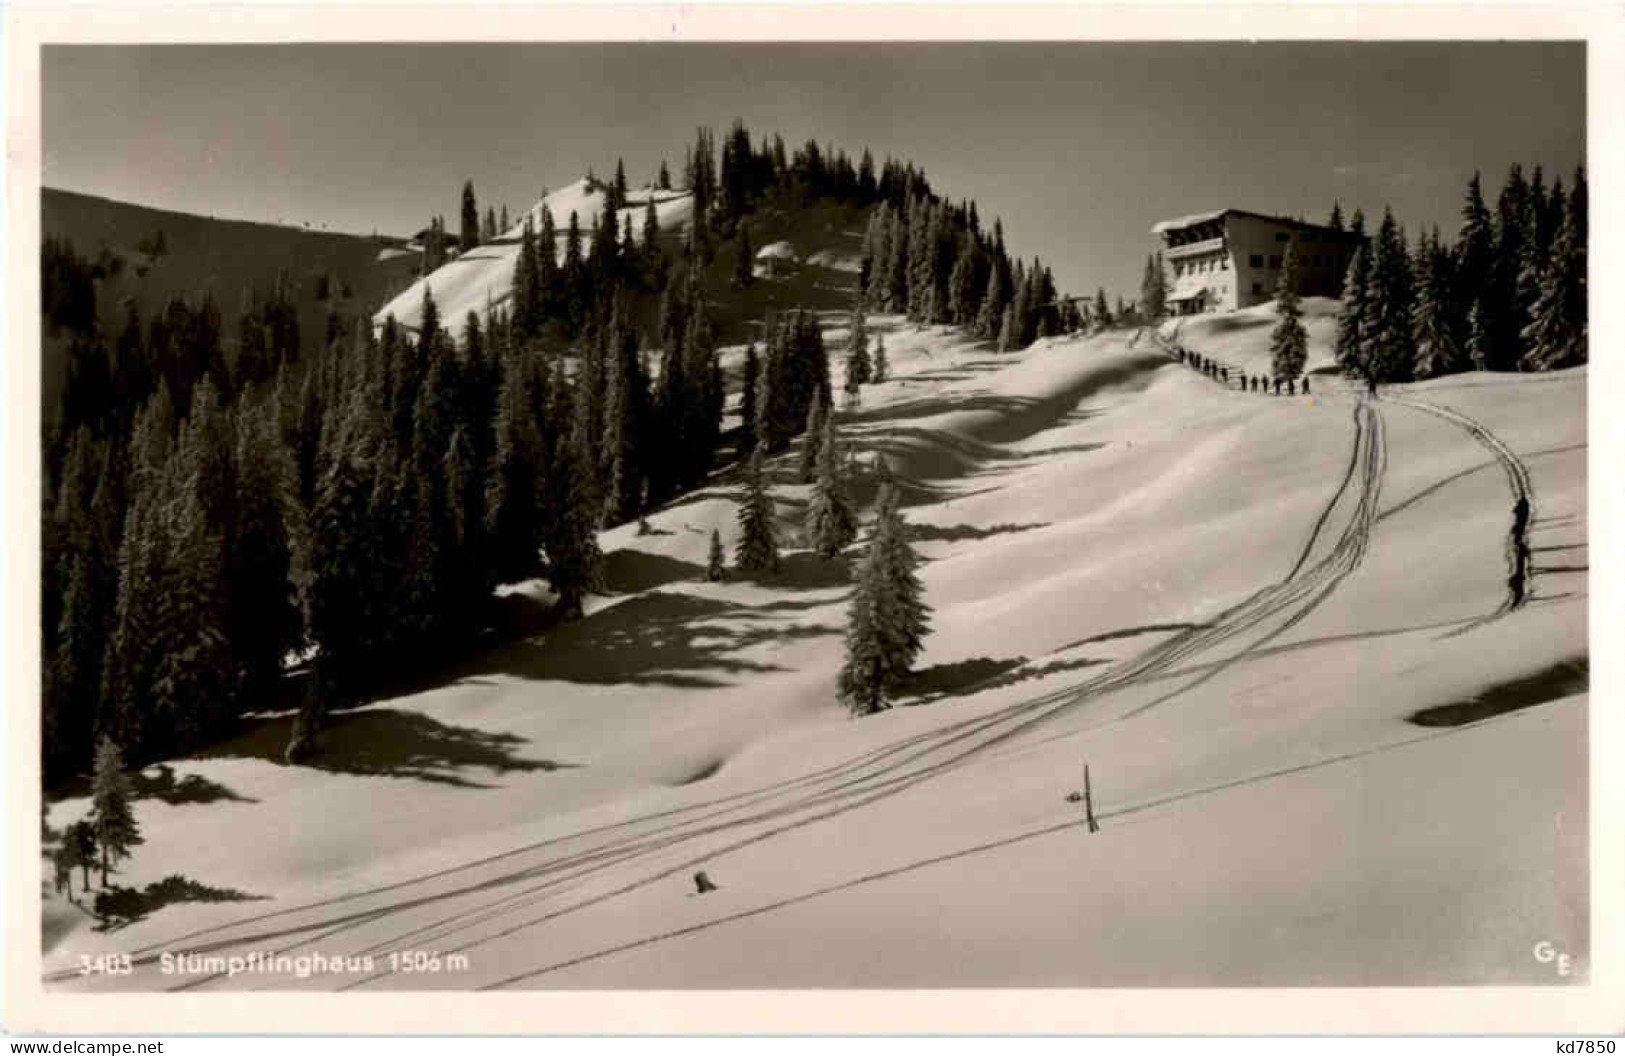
xmin=1360 ymin=208 xmax=1417 ymax=385
xmin=1335 ymin=239 xmax=1371 ymax=377
xmin=798 ymin=386 xmax=827 ymax=483
xmin=837 ymin=482 xmax=930 ymax=716
xmin=845 ymin=295 xmax=872 ymax=390
xmin=805 ymin=410 xmax=857 ymax=560
xmin=1522 ymin=166 xmax=1587 ymax=370
xmin=90 ymin=735 xmax=141 ymax=885
xmin=734 ymin=448 xmax=780 ymax=573
xmin=1141 ymin=252 xmax=1168 ymax=322
xmin=1412 ymin=227 xmax=1465 ymax=378
xmin=1269 ymin=238 xmax=1308 ymax=380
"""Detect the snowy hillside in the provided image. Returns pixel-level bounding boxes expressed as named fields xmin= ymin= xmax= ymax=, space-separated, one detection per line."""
xmin=374 ymin=179 xmax=694 ymax=334
xmin=1161 ymin=296 xmax=1343 ymax=377
xmin=43 ymin=318 xmax=1586 ymax=991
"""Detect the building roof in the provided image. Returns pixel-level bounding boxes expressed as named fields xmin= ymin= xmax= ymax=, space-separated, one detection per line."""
xmin=1151 ymin=208 xmax=1356 ymax=237
xmin=1150 ymin=210 xmax=1228 ymax=235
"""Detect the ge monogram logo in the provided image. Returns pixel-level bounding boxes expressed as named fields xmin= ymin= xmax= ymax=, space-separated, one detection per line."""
xmin=1533 ymin=940 xmax=1573 ymax=977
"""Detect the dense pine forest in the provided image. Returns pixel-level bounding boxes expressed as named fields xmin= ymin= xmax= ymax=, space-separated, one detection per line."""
xmin=40 ymin=120 xmax=1082 ymax=786
xmin=1332 ymin=163 xmax=1588 ymax=384
xmin=1323 ymin=163 xmax=1588 ymax=385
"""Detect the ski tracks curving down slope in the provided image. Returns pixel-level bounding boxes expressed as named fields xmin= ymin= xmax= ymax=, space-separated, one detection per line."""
xmin=60 ymin=394 xmax=1399 ymax=992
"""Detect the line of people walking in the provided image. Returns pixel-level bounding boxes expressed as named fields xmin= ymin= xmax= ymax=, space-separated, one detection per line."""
xmin=1166 ymin=343 xmax=1309 ymax=398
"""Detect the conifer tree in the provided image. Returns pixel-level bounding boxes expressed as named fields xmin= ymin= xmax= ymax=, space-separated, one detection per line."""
xmin=798 ymin=386 xmax=827 ymax=483
xmin=500 ymin=204 xmax=510 ymax=233
xmin=1360 ymin=208 xmax=1417 ymax=385
xmin=229 ymin=396 xmax=302 ymax=696
xmin=149 ymin=376 xmax=237 ymax=749
xmin=1329 ymin=201 xmax=1345 ymax=232
xmin=881 ymin=205 xmax=910 ymax=312
xmin=734 ymin=448 xmax=780 ymax=573
xmin=306 ymin=424 xmax=376 ymax=688
xmin=872 ymin=333 xmax=889 ymax=383
xmin=947 ymin=239 xmax=980 ymax=326
xmin=1093 ymin=288 xmax=1111 ymax=329
xmin=89 ymin=735 xmax=141 ymax=886
xmin=460 ymin=180 xmax=480 ymax=251
xmin=733 ymin=222 xmax=755 ymax=287
xmin=1522 ymin=167 xmax=1587 ymax=370
xmin=620 ymin=214 xmax=638 ymax=274
xmin=845 ymin=296 xmax=872 ymax=389
xmin=562 ymin=211 xmax=585 ymax=330
xmin=974 ymin=258 xmax=1006 ymax=341
xmin=441 ymin=424 xmax=486 ymax=628
xmin=1335 ymin=243 xmax=1372 ymax=377
xmin=1457 ymin=173 xmax=1496 ymax=363
xmin=1467 ymin=301 xmax=1490 ymax=372
xmin=537 ymin=206 xmax=560 ymax=317
xmin=1413 ymin=227 xmax=1465 ymax=377
xmin=680 ymin=291 xmax=725 ymax=489
xmin=658 ymin=160 xmax=672 ymax=191
xmin=482 ymin=206 xmax=497 ymax=243
xmin=837 ymin=482 xmax=930 ymax=716
xmin=805 ymin=410 xmax=857 ymax=559
xmin=484 ymin=348 xmax=549 ymax=583
xmin=1488 ymin=164 xmax=1533 ymax=369
xmin=642 ymin=197 xmax=661 ymax=276
xmin=1141 ymin=252 xmax=1168 ymax=321
xmin=740 ymin=342 xmax=760 ymax=456
xmin=1269 ymin=238 xmax=1308 ymax=380
xmin=549 ymin=425 xmax=603 ymax=620
xmin=998 ymin=303 xmax=1020 ymax=352
xmin=68 ymin=820 xmax=96 ymax=893
xmin=612 ymin=158 xmax=628 ymax=212
xmin=600 ymin=308 xmax=647 ymax=525
xmin=512 ymin=216 xmax=543 ymax=339
xmin=707 ymin=528 xmax=726 ymax=582
xmin=754 ymin=330 xmax=787 ymax=452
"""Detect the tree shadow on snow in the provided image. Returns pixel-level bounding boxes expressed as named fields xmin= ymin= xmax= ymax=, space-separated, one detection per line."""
xmin=842 ymin=393 xmax=1045 ymax=428
xmin=47 ymin=763 xmax=258 ymax=808
xmin=1049 ymin=622 xmax=1207 ymax=655
xmin=200 ymin=709 xmax=577 ymax=789
xmin=759 ymin=550 xmax=853 ymax=591
xmin=907 ymin=521 xmax=1048 ymax=544
xmin=599 ymin=549 xmax=707 ymax=594
xmin=1407 ymin=658 xmax=1588 ymax=728
xmin=132 ymin=764 xmax=259 ymax=806
xmin=901 ymin=654 xmax=1111 ymax=707
xmin=485 ymin=590 xmax=840 ymax=689
xmin=92 ymin=874 xmax=267 ymax=932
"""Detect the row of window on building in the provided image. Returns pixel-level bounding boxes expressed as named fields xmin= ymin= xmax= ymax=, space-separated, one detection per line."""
xmin=1172 ymin=256 xmax=1228 ymax=278
xmin=1246 ymin=252 xmax=1345 ymax=271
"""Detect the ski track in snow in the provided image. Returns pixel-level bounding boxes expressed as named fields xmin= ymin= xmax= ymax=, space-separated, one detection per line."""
xmin=1382 ymin=392 xmax=1536 ymax=626
xmin=51 ymin=387 xmax=1418 ymax=993
xmin=45 ymin=353 xmax=1568 ymax=993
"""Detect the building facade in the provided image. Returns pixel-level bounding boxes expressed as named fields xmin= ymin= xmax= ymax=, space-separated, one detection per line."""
xmin=1151 ymin=209 xmax=1362 ymax=315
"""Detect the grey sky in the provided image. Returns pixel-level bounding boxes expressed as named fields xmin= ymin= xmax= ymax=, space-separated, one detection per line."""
xmin=43 ymin=42 xmax=1584 ymax=298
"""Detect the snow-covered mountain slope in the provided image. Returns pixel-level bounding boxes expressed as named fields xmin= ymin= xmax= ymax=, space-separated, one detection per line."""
xmin=373 ymin=179 xmax=694 ymax=334
xmin=44 ymin=319 xmax=1587 ymax=994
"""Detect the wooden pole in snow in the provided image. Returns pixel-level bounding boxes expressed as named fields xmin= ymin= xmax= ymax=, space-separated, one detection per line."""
xmin=1084 ymin=764 xmax=1099 ymax=833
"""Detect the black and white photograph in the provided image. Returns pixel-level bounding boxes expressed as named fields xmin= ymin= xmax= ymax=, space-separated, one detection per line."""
xmin=6 ymin=6 xmax=1620 ymax=1036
